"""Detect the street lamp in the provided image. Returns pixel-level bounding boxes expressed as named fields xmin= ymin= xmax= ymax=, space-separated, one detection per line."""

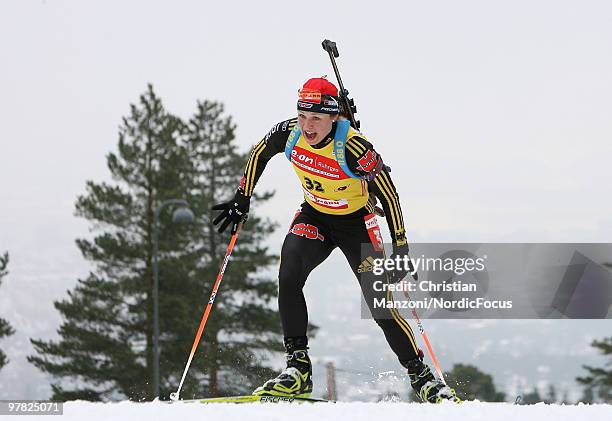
xmin=153 ymin=199 xmax=194 ymax=399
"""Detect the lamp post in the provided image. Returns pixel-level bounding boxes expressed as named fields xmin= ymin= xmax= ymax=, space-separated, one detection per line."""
xmin=152 ymin=199 xmax=194 ymax=399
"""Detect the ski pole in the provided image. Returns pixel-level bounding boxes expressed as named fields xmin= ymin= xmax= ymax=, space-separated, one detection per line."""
xmin=322 ymin=39 xmax=448 ymax=383
xmin=170 ymin=225 xmax=242 ymax=401
xmin=381 ymin=245 xmax=448 ymax=383
xmin=399 ymin=287 xmax=447 ymax=384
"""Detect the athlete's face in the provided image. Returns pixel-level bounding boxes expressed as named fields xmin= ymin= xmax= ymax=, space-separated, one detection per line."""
xmin=297 ymin=111 xmax=338 ymax=146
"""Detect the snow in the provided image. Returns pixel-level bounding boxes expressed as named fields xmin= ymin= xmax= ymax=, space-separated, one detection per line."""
xmin=38 ymin=400 xmax=612 ymax=421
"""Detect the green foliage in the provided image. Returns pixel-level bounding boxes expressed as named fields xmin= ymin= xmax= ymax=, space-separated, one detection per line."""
xmin=445 ymin=363 xmax=505 ymax=402
xmin=545 ymin=384 xmax=557 ymax=404
xmin=0 ymin=253 xmax=7 ymax=279
xmin=519 ymin=388 xmax=542 ymax=405
xmin=407 ymin=363 xmax=505 ymax=403
xmin=517 ymin=384 xmax=567 ymax=405
xmin=579 ymin=386 xmax=595 ymax=404
xmin=28 ymin=85 xmax=284 ymax=401
xmin=577 ymin=336 xmax=612 ymax=403
xmin=0 ymin=252 xmax=15 ymax=371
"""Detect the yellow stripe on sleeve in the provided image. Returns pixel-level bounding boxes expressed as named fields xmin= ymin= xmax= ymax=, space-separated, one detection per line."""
xmin=377 ymin=171 xmax=405 ymax=234
xmin=346 ymin=137 xmax=366 ymax=153
xmin=374 ymin=177 xmax=401 ymax=234
xmin=244 ymin=140 xmax=266 ymax=195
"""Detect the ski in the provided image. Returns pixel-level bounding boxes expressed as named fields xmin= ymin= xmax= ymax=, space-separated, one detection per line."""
xmin=179 ymin=395 xmax=332 ymax=404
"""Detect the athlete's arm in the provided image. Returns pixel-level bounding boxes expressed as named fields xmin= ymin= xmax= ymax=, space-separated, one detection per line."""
xmin=212 ymin=118 xmax=296 ymax=234
xmin=239 ymin=118 xmax=297 ymax=196
xmin=345 ymin=135 xmax=407 ymax=247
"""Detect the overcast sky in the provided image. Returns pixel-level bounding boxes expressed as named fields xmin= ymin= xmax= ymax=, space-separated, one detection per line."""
xmin=1 ymin=0 xmax=611 ymax=400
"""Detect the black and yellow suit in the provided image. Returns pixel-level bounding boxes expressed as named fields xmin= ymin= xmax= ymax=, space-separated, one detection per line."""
xmin=240 ymin=117 xmax=420 ymax=366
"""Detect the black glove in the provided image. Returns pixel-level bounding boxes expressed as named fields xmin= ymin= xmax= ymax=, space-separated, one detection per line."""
xmin=212 ymin=191 xmax=250 ymax=234
xmin=387 ymin=242 xmax=418 ymax=283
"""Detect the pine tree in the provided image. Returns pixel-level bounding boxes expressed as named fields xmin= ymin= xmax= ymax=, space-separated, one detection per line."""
xmin=28 ymin=86 xmax=282 ymax=401
xmin=180 ymin=100 xmax=282 ymax=397
xmin=0 ymin=252 xmax=15 ymax=371
xmin=579 ymin=386 xmax=595 ymax=404
xmin=520 ymin=388 xmax=543 ymax=405
xmin=577 ymin=336 xmax=612 ymax=403
xmin=544 ymin=384 xmax=557 ymax=404
xmin=445 ymin=363 xmax=505 ymax=402
xmin=560 ymin=389 xmax=571 ymax=405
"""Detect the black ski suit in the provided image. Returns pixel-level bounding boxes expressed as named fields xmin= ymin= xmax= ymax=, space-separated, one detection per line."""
xmin=239 ymin=117 xmax=420 ymax=366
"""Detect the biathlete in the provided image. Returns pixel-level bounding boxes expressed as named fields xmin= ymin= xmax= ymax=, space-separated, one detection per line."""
xmin=213 ymin=77 xmax=458 ymax=403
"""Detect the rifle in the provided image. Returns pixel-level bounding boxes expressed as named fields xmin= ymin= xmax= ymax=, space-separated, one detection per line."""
xmin=321 ymin=39 xmax=360 ymax=130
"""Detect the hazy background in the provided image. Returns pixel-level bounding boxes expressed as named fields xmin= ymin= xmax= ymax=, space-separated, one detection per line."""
xmin=1 ymin=0 xmax=611 ymax=401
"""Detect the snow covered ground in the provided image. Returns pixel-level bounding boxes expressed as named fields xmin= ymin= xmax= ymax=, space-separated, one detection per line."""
xmin=24 ymin=400 xmax=611 ymax=421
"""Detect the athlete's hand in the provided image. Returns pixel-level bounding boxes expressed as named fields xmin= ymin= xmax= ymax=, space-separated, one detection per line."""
xmin=212 ymin=191 xmax=250 ymax=234
xmin=387 ymin=243 xmax=418 ymax=283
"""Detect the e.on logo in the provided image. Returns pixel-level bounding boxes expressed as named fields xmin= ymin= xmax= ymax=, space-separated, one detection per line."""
xmin=291 ymin=149 xmax=314 ymax=165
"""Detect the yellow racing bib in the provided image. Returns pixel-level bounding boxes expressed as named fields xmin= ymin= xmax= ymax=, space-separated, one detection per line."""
xmin=287 ymin=130 xmax=368 ymax=215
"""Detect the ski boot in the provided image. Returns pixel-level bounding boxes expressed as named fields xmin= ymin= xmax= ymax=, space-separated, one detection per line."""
xmin=405 ymin=353 xmax=460 ymax=403
xmin=253 ymin=349 xmax=313 ymax=398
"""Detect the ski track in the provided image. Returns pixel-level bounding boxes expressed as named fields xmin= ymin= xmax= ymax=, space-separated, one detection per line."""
xmin=21 ymin=401 xmax=611 ymax=421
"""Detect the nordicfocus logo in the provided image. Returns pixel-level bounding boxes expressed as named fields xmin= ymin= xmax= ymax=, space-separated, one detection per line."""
xmin=358 ymin=256 xmax=376 ymax=273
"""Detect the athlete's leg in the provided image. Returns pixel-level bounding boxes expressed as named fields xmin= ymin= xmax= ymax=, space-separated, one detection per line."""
xmin=335 ymin=214 xmax=420 ymax=367
xmin=278 ymin=209 xmax=335 ymax=339
xmin=252 ymin=210 xmax=335 ymax=397
xmin=334 ymin=214 xmax=460 ymax=403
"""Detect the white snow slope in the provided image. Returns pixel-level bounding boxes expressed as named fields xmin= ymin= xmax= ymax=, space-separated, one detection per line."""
xmin=24 ymin=401 xmax=611 ymax=421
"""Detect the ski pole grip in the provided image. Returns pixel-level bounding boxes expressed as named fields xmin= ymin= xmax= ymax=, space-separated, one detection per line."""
xmin=322 ymin=39 xmax=339 ymax=58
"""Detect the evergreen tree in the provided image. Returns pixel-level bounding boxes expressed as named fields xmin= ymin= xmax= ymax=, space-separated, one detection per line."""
xmin=520 ymin=388 xmax=543 ymax=405
xmin=445 ymin=363 xmax=505 ymax=402
xmin=560 ymin=389 xmax=571 ymax=405
xmin=577 ymin=336 xmax=612 ymax=403
xmin=544 ymin=384 xmax=558 ymax=404
xmin=172 ymin=99 xmax=283 ymax=397
xmin=29 ymin=86 xmax=282 ymax=401
xmin=579 ymin=386 xmax=595 ymax=404
xmin=0 ymin=252 xmax=15 ymax=371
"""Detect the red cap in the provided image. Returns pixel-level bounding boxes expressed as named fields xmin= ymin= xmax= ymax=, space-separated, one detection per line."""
xmin=301 ymin=77 xmax=338 ymax=97
xmin=297 ymin=77 xmax=339 ymax=114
